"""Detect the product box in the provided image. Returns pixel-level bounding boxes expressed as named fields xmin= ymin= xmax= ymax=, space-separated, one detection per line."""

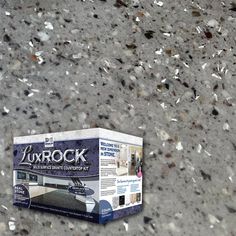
xmin=13 ymin=128 xmax=143 ymax=223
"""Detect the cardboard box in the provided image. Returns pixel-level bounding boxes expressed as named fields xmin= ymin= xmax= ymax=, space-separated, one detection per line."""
xmin=13 ymin=128 xmax=143 ymax=223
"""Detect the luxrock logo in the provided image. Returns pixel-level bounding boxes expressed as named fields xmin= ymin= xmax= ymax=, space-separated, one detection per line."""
xmin=19 ymin=145 xmax=90 ymax=167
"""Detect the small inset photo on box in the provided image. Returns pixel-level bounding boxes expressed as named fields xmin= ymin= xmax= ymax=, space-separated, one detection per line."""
xmin=136 ymin=192 xmax=141 ymax=202
xmin=130 ymin=193 xmax=137 ymax=204
xmin=116 ymin=144 xmax=128 ymax=176
xmin=119 ymin=195 xmax=125 ymax=206
xmin=112 ymin=196 xmax=119 ymax=209
xmin=125 ymin=194 xmax=131 ymax=206
xmin=128 ymin=146 xmax=143 ymax=176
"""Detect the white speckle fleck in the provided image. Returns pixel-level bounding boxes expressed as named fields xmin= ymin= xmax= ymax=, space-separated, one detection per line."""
xmin=37 ymin=56 xmax=44 ymax=64
xmin=3 ymin=106 xmax=9 ymax=113
xmin=35 ymin=51 xmax=43 ymax=56
xmin=160 ymin=102 xmax=167 ymax=110
xmin=138 ymin=124 xmax=146 ymax=130
xmin=72 ymin=53 xmax=82 ymax=59
xmin=149 ymin=151 xmax=155 ymax=156
xmin=44 ymin=21 xmax=54 ymax=30
xmin=27 ymin=129 xmax=36 ymax=135
xmin=211 ymin=73 xmax=222 ymax=80
xmin=68 ymin=222 xmax=74 ymax=230
xmin=129 ymin=75 xmax=137 ymax=81
xmin=163 ymin=32 xmax=171 ymax=37
xmin=182 ymin=62 xmax=189 ymax=68
xmin=197 ymin=144 xmax=202 ymax=153
xmin=175 ymin=68 xmax=179 ymax=75
xmin=176 ymin=98 xmax=181 ymax=104
xmin=37 ymin=31 xmax=50 ymax=42
xmin=207 ymin=19 xmax=219 ymax=28
xmin=196 ymin=26 xmax=202 ymax=33
xmin=28 ymin=92 xmax=34 ymax=97
xmin=155 ymin=48 xmax=163 ymax=55
xmin=134 ymin=66 xmax=143 ymax=75
xmin=223 ymin=122 xmax=230 ymax=131
xmin=0 ymin=170 xmax=5 ymax=176
xmin=29 ymin=41 xmax=34 ymax=47
xmin=208 ymin=214 xmax=220 ymax=225
xmin=154 ymin=0 xmax=163 ymax=7
xmin=213 ymin=93 xmax=218 ymax=102
xmin=201 ymin=62 xmax=208 ymax=69
xmin=5 ymin=11 xmax=11 ymax=16
xmin=172 ymin=54 xmax=180 ymax=59
xmin=176 ymin=141 xmax=183 ymax=151
xmin=78 ymin=112 xmax=87 ymax=123
xmin=174 ymin=212 xmax=183 ymax=219
xmin=71 ymin=29 xmax=80 ymax=34
xmin=155 ymin=127 xmax=170 ymax=141
xmin=1 ymin=205 xmax=8 ymax=210
xmin=31 ymin=89 xmax=40 ymax=93
xmin=204 ymin=150 xmax=212 ymax=157
xmin=8 ymin=221 xmax=15 ymax=231
xmin=123 ymin=221 xmax=129 ymax=231
xmin=38 ymin=12 xmax=43 ymax=18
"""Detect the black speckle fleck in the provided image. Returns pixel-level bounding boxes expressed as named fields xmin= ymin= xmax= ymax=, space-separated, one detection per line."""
xmin=29 ymin=114 xmax=37 ymax=119
xmin=24 ymin=90 xmax=30 ymax=96
xmin=212 ymin=108 xmax=219 ymax=116
xmin=200 ymin=170 xmax=211 ymax=181
xmin=121 ymin=79 xmax=126 ymax=87
xmin=183 ymin=82 xmax=189 ymax=88
xmin=126 ymin=43 xmax=137 ymax=49
xmin=144 ymin=30 xmax=155 ymax=39
xmin=2 ymin=112 xmax=8 ymax=116
xmin=143 ymin=216 xmax=152 ymax=224
xmin=3 ymin=34 xmax=11 ymax=42
xmin=114 ymin=0 xmax=128 ymax=8
xmin=204 ymin=31 xmax=213 ymax=39
xmin=225 ymin=205 xmax=236 ymax=213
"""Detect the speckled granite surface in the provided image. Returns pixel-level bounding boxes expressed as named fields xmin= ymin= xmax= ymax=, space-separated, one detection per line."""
xmin=0 ymin=0 xmax=236 ymax=235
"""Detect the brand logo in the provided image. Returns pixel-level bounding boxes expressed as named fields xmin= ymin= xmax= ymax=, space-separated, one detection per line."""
xmin=19 ymin=145 xmax=90 ymax=167
xmin=44 ymin=137 xmax=54 ymax=148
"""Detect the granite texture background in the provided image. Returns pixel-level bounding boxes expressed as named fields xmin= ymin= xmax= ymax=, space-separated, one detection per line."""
xmin=0 ymin=0 xmax=236 ymax=235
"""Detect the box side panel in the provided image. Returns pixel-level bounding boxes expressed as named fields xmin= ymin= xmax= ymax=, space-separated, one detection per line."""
xmin=98 ymin=138 xmax=143 ymax=224
xmin=13 ymin=136 xmax=100 ymax=223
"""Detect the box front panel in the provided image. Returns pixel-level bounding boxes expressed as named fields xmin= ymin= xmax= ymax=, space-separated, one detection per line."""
xmin=99 ymin=139 xmax=143 ymax=223
xmin=13 ymin=137 xmax=100 ymax=223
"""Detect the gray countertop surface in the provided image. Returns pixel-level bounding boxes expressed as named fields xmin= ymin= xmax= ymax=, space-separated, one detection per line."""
xmin=0 ymin=0 xmax=236 ymax=235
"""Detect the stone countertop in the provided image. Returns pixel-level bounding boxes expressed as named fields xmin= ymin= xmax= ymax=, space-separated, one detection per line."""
xmin=0 ymin=0 xmax=236 ymax=235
